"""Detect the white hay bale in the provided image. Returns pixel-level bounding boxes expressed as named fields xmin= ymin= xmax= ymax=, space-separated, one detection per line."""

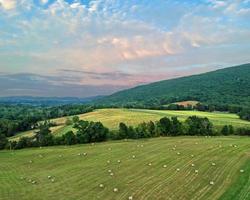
xmin=132 ymin=155 xmax=136 ymax=159
xmin=83 ymin=152 xmax=87 ymax=156
xmin=29 ymin=160 xmax=33 ymax=163
xmin=163 ymin=165 xmax=167 ymax=168
xmin=195 ymin=169 xmax=199 ymax=173
xmin=176 ymin=168 xmax=180 ymax=172
xmin=191 ymin=154 xmax=194 ymax=158
xmin=128 ymin=196 xmax=133 ymax=200
xmin=209 ymin=181 xmax=214 ymax=185
xmin=177 ymin=152 xmax=181 ymax=155
xmin=211 ymin=162 xmax=216 ymax=166
xmin=113 ymin=188 xmax=118 ymax=192
xmin=108 ymin=169 xmax=112 ymax=173
xmin=107 ymin=160 xmax=111 ymax=164
xmin=240 ymin=169 xmax=244 ymax=173
xmin=51 ymin=178 xmax=55 ymax=182
xmin=99 ymin=184 xmax=104 ymax=188
xmin=77 ymin=153 xmax=82 ymax=156
xmin=32 ymin=181 xmax=36 ymax=184
xmin=48 ymin=176 xmax=52 ymax=179
xmin=172 ymin=147 xmax=176 ymax=151
xmin=141 ymin=145 xmax=144 ymax=147
xmin=108 ymin=148 xmax=112 ymax=151
xmin=117 ymin=160 xmax=121 ymax=163
xmin=110 ymin=173 xmax=114 ymax=176
xmin=148 ymin=163 xmax=152 ymax=166
xmin=191 ymin=164 xmax=195 ymax=167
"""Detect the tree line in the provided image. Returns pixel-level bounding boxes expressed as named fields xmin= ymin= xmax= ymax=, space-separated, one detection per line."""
xmin=1 ymin=115 xmax=249 ymax=150
xmin=0 ymin=104 xmax=94 ymax=137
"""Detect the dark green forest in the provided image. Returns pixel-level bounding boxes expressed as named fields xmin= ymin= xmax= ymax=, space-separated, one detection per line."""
xmin=0 ymin=105 xmax=93 ymax=137
xmin=97 ymin=64 xmax=250 ymax=110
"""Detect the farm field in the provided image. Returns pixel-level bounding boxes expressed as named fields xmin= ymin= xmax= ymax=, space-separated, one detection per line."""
xmin=0 ymin=136 xmax=249 ymax=200
xmin=10 ymin=108 xmax=250 ymax=140
xmin=52 ymin=108 xmax=250 ymax=130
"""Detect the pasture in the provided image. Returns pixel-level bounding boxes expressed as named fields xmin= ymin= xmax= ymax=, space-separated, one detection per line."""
xmin=55 ymin=108 xmax=250 ymax=130
xmin=10 ymin=108 xmax=250 ymax=141
xmin=0 ymin=136 xmax=249 ymax=200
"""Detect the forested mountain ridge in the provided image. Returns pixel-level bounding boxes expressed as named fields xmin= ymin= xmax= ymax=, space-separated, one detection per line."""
xmin=96 ymin=64 xmax=250 ymax=108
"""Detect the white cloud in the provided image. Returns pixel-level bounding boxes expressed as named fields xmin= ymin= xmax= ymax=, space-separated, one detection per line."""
xmin=40 ymin=0 xmax=49 ymax=5
xmin=0 ymin=0 xmax=250 ymax=86
xmin=0 ymin=0 xmax=16 ymax=10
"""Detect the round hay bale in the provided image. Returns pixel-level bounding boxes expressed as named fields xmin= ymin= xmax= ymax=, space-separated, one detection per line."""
xmin=113 ymin=188 xmax=118 ymax=192
xmin=210 ymin=181 xmax=214 ymax=185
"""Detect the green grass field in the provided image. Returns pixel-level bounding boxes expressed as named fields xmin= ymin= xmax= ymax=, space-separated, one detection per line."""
xmin=10 ymin=109 xmax=250 ymax=141
xmin=52 ymin=108 xmax=250 ymax=129
xmin=0 ymin=136 xmax=249 ymax=200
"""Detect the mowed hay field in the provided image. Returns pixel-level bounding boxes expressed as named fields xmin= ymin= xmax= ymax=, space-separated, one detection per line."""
xmin=54 ymin=108 xmax=250 ymax=130
xmin=0 ymin=137 xmax=249 ymax=200
xmin=10 ymin=108 xmax=250 ymax=140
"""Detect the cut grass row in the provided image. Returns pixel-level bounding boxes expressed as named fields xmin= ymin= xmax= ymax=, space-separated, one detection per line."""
xmin=0 ymin=136 xmax=249 ymax=200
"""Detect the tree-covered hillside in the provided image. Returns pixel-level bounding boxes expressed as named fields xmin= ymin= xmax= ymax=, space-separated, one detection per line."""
xmin=97 ymin=64 xmax=250 ymax=108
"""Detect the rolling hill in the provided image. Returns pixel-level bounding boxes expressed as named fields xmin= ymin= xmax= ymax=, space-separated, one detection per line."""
xmin=97 ymin=64 xmax=250 ymax=108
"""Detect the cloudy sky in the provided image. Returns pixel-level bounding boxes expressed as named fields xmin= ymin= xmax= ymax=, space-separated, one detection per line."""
xmin=0 ymin=0 xmax=250 ymax=97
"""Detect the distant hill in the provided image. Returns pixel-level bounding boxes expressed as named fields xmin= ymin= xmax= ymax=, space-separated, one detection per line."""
xmin=0 ymin=96 xmax=103 ymax=106
xmin=97 ymin=64 xmax=250 ymax=108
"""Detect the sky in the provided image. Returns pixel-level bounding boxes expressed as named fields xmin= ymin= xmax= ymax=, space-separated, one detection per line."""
xmin=0 ymin=0 xmax=250 ymax=97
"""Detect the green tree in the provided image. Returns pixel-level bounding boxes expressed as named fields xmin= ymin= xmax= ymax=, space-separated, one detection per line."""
xmin=158 ymin=117 xmax=172 ymax=136
xmin=62 ymin=131 xmax=76 ymax=145
xmin=0 ymin=134 xmax=8 ymax=149
xmin=170 ymin=117 xmax=183 ymax=136
xmin=186 ymin=116 xmax=214 ymax=136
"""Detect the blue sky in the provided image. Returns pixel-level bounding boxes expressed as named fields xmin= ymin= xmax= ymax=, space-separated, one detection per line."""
xmin=0 ymin=0 xmax=250 ymax=97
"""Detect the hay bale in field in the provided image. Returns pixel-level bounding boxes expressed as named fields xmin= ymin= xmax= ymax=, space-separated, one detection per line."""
xmin=48 ymin=176 xmax=52 ymax=179
xmin=117 ymin=160 xmax=121 ymax=163
xmin=107 ymin=160 xmax=111 ymax=164
xmin=83 ymin=152 xmax=87 ymax=156
xmin=99 ymin=184 xmax=104 ymax=188
xmin=132 ymin=155 xmax=136 ymax=159
xmin=195 ymin=170 xmax=199 ymax=173
xmin=211 ymin=162 xmax=216 ymax=166
xmin=240 ymin=169 xmax=244 ymax=173
xmin=113 ymin=188 xmax=118 ymax=192
xmin=148 ymin=163 xmax=152 ymax=166
xmin=176 ymin=168 xmax=180 ymax=172
xmin=163 ymin=165 xmax=167 ymax=168
xmin=128 ymin=196 xmax=133 ymax=200
xmin=191 ymin=164 xmax=195 ymax=167
xmin=191 ymin=154 xmax=194 ymax=158
xmin=110 ymin=173 xmax=114 ymax=176
xmin=209 ymin=181 xmax=214 ymax=185
xmin=177 ymin=152 xmax=181 ymax=155
xmin=108 ymin=169 xmax=112 ymax=173
xmin=32 ymin=181 xmax=36 ymax=184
